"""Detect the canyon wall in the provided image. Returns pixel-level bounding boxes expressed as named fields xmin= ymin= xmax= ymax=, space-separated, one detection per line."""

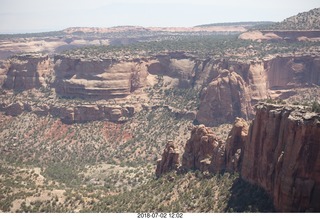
xmin=241 ymin=103 xmax=320 ymax=212
xmin=266 ymin=56 xmax=320 ymax=88
xmin=1 ymin=53 xmax=320 ymax=125
xmin=157 ymin=103 xmax=320 ymax=212
xmin=54 ymin=55 xmax=149 ymax=99
xmin=3 ymin=54 xmax=52 ymax=90
xmin=196 ymin=55 xmax=320 ymax=125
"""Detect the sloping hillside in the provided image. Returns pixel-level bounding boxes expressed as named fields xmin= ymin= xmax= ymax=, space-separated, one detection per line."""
xmin=263 ymin=7 xmax=320 ymax=30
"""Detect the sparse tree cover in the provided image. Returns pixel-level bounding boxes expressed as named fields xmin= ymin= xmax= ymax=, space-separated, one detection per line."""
xmin=0 ymin=7 xmax=320 ymax=214
xmin=256 ymin=8 xmax=320 ymax=30
xmin=62 ymin=35 xmax=320 ymax=61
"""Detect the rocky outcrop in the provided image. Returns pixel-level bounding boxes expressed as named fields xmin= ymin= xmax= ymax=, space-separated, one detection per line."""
xmin=156 ymin=141 xmax=180 ymax=177
xmin=1 ymin=101 xmax=134 ymax=124
xmin=156 ymin=103 xmax=320 ymax=212
xmin=182 ymin=125 xmax=225 ymax=173
xmin=239 ymin=31 xmax=282 ymax=42
xmin=179 ymin=119 xmax=248 ymax=174
xmin=196 ymin=70 xmax=252 ymax=125
xmin=225 ymin=117 xmax=249 ymax=172
xmin=54 ymin=55 xmax=148 ymax=99
xmin=241 ymin=103 xmax=320 ymax=212
xmin=61 ymin=104 xmax=134 ymax=123
xmin=3 ymin=54 xmax=52 ymax=90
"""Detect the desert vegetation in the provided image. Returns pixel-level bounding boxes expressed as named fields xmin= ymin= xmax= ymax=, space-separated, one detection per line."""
xmin=61 ymin=34 xmax=320 ymax=61
xmin=1 ymin=6 xmax=320 ymax=213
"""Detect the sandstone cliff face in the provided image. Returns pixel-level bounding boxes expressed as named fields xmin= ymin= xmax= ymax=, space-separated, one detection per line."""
xmin=196 ymin=55 xmax=320 ymax=125
xmin=196 ymin=70 xmax=252 ymax=125
xmin=147 ymin=53 xmax=197 ymax=88
xmin=156 ymin=141 xmax=180 ymax=177
xmin=241 ymin=103 xmax=320 ymax=212
xmin=2 ymin=53 xmax=320 ymax=125
xmin=54 ymin=56 xmax=149 ymax=99
xmin=156 ymin=104 xmax=320 ymax=212
xmin=266 ymin=56 xmax=320 ymax=88
xmin=225 ymin=117 xmax=249 ymax=172
xmin=3 ymin=54 xmax=52 ymax=90
xmin=182 ymin=125 xmax=225 ymax=173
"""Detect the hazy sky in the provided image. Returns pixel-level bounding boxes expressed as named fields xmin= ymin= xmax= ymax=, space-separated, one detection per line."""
xmin=0 ymin=0 xmax=319 ymax=33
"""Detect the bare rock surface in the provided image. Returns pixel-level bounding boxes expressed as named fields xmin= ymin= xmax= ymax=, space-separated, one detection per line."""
xmin=181 ymin=125 xmax=225 ymax=173
xmin=3 ymin=54 xmax=52 ymax=90
xmin=156 ymin=141 xmax=180 ymax=177
xmin=225 ymin=117 xmax=249 ymax=172
xmin=196 ymin=70 xmax=252 ymax=125
xmin=54 ymin=56 xmax=149 ymax=99
xmin=241 ymin=103 xmax=320 ymax=212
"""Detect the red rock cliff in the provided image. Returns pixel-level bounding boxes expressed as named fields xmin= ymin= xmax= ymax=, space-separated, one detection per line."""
xmin=241 ymin=103 xmax=320 ymax=212
xmin=196 ymin=70 xmax=252 ymax=125
xmin=225 ymin=117 xmax=249 ymax=172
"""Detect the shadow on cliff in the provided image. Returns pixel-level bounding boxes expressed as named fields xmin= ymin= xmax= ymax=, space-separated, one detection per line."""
xmin=225 ymin=178 xmax=275 ymax=212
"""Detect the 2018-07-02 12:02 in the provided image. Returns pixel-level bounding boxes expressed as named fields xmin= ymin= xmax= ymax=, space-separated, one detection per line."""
xmin=137 ymin=213 xmax=183 ymax=218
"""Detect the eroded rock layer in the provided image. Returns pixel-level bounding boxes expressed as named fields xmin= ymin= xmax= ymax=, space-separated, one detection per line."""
xmin=196 ymin=70 xmax=252 ymax=125
xmin=0 ymin=101 xmax=134 ymax=124
xmin=3 ymin=54 xmax=52 ymax=90
xmin=54 ymin=56 xmax=148 ymax=99
xmin=225 ymin=117 xmax=249 ymax=172
xmin=157 ymin=104 xmax=320 ymax=212
xmin=241 ymin=103 xmax=320 ymax=212
xmin=156 ymin=141 xmax=180 ymax=177
xmin=1 ymin=53 xmax=320 ymax=125
xmin=182 ymin=125 xmax=225 ymax=173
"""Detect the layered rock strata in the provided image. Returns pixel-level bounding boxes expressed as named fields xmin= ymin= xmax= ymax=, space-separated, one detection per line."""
xmin=54 ymin=56 xmax=148 ymax=99
xmin=0 ymin=101 xmax=134 ymax=124
xmin=1 ymin=53 xmax=320 ymax=124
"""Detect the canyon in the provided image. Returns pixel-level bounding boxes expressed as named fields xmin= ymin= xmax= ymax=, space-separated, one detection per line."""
xmin=1 ymin=52 xmax=319 ymax=125
xmin=1 ymin=7 xmax=320 ymax=212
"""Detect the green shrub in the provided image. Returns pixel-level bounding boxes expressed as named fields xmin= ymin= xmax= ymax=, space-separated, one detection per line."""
xmin=311 ymin=101 xmax=320 ymax=113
